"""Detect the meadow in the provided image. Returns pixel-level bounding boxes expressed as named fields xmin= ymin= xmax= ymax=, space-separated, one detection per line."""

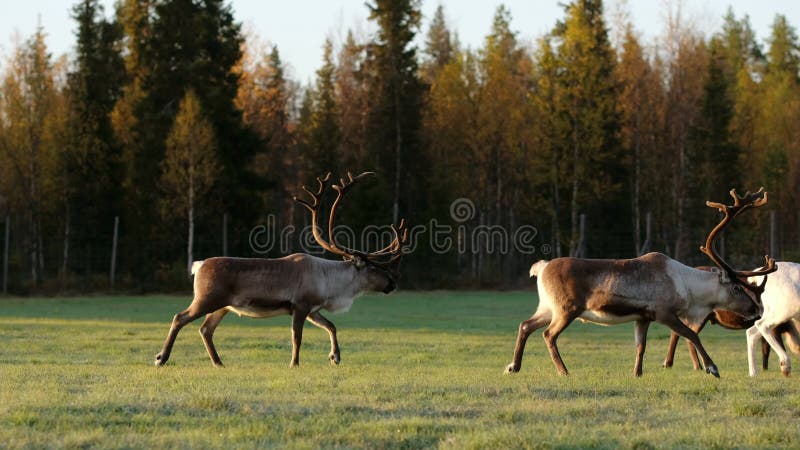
xmin=1 ymin=291 xmax=799 ymax=449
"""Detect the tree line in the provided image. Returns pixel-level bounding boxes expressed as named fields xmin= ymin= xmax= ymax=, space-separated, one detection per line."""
xmin=0 ymin=0 xmax=799 ymax=293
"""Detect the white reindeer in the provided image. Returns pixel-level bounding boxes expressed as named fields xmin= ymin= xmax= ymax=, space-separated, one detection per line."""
xmin=747 ymin=262 xmax=800 ymax=376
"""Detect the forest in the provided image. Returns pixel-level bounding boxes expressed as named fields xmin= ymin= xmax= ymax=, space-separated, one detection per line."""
xmin=0 ymin=0 xmax=799 ymax=292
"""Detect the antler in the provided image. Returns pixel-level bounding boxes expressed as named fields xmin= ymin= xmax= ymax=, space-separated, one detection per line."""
xmin=326 ymin=172 xmax=375 ymax=257
xmin=295 ymin=171 xmax=408 ymax=262
xmin=294 ymin=172 xmax=352 ymax=258
xmin=700 ymin=188 xmax=777 ymax=289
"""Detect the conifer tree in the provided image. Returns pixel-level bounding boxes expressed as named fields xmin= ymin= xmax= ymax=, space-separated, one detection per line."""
xmin=421 ymin=5 xmax=456 ymax=85
xmin=553 ymin=0 xmax=622 ymax=256
xmin=307 ymin=39 xmax=340 ymax=175
xmin=64 ymin=0 xmax=125 ymax=276
xmin=365 ymin=0 xmax=424 ymax=224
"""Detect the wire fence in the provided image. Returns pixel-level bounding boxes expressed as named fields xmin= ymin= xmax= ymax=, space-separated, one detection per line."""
xmin=0 ymin=210 xmax=797 ymax=295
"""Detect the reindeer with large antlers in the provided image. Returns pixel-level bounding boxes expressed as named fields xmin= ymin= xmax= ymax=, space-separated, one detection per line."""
xmin=507 ymin=188 xmax=776 ymax=377
xmin=154 ymin=172 xmax=408 ymax=368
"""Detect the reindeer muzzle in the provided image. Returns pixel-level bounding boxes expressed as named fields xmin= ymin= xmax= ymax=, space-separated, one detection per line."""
xmin=383 ymin=278 xmax=397 ymax=294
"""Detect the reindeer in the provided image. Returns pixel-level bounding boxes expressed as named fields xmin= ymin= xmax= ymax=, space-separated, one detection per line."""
xmin=506 ymin=188 xmax=776 ymax=377
xmin=154 ymin=172 xmax=408 ymax=368
xmin=746 ymin=262 xmax=800 ymax=377
xmin=662 ymin=265 xmax=800 ymax=372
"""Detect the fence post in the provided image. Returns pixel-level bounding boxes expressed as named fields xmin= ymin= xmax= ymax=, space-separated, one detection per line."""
xmin=770 ymin=210 xmax=778 ymax=260
xmin=3 ymin=216 xmax=9 ymax=295
xmin=110 ymin=216 xmax=119 ymax=290
xmin=642 ymin=212 xmax=652 ymax=255
xmin=223 ymin=212 xmax=228 ymax=257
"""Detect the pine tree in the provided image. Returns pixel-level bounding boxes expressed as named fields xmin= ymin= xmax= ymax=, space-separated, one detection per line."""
xmin=761 ymin=15 xmax=800 ymax=239
xmin=64 ymin=0 xmax=125 ymax=277
xmin=553 ymin=0 xmax=623 ymax=256
xmin=112 ymin=0 xmax=153 ymax=195
xmin=616 ymin=25 xmax=663 ymax=255
xmin=336 ymin=31 xmax=369 ymax=169
xmin=306 ymin=39 xmax=340 ymax=175
xmin=421 ymin=5 xmax=456 ymax=85
xmin=365 ymin=0 xmax=424 ymax=224
xmin=125 ymin=0 xmax=257 ymax=270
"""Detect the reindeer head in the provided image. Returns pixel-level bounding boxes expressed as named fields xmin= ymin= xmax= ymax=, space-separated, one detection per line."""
xmin=700 ymin=188 xmax=777 ymax=316
xmin=294 ymin=172 xmax=409 ymax=294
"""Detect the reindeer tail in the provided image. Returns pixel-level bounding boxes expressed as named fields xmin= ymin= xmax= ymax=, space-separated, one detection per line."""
xmin=191 ymin=260 xmax=205 ymax=276
xmin=529 ymin=260 xmax=549 ymax=278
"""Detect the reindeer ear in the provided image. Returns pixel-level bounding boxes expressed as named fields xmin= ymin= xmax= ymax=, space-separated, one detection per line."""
xmin=353 ymin=256 xmax=366 ymax=269
xmin=711 ymin=267 xmax=731 ymax=284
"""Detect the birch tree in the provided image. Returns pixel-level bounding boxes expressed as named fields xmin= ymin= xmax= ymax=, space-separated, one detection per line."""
xmin=161 ymin=90 xmax=219 ymax=273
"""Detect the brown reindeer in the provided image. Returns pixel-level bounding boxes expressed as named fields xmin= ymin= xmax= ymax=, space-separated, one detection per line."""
xmin=506 ymin=188 xmax=776 ymax=377
xmin=154 ymin=172 xmax=408 ymax=367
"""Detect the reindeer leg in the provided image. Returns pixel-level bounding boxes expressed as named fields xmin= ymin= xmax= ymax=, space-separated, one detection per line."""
xmin=663 ymin=331 xmax=680 ymax=368
xmin=307 ymin=311 xmax=340 ymax=365
xmin=290 ymin=306 xmax=310 ymax=368
xmin=634 ymin=320 xmax=650 ymax=377
xmin=506 ymin=311 xmax=551 ymax=374
xmin=746 ymin=325 xmax=762 ymax=376
xmin=155 ymin=307 xmax=205 ymax=366
xmin=756 ymin=320 xmax=791 ymax=377
xmin=199 ymin=308 xmax=229 ymax=367
xmin=657 ymin=314 xmax=719 ymax=378
xmin=542 ymin=313 xmax=576 ymax=376
xmin=762 ymin=336 xmax=771 ymax=370
xmin=686 ymin=321 xmax=707 ymax=371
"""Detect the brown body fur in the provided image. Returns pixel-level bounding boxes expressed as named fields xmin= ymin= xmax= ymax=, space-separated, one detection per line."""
xmin=154 ymin=254 xmax=398 ymax=368
xmin=507 ymin=253 xmax=761 ymax=378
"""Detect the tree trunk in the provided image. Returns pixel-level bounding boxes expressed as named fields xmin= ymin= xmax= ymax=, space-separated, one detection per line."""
xmin=570 ymin=164 xmax=579 ymax=256
xmin=188 ymin=172 xmax=195 ymax=275
xmin=61 ymin=200 xmax=70 ymax=282
xmin=392 ymin=75 xmax=403 ymax=225
xmin=551 ymin=155 xmax=562 ymax=258
xmin=222 ymin=212 xmax=228 ymax=256
xmin=633 ymin=113 xmax=641 ymax=255
xmin=110 ymin=216 xmax=119 ymax=290
xmin=3 ymin=216 xmax=9 ymax=295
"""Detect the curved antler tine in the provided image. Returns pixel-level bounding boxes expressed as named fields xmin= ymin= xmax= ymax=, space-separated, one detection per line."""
xmin=295 ymin=172 xmax=353 ymax=258
xmin=753 ymin=190 xmax=768 ymax=208
xmin=326 ymin=171 xmax=379 ymax=256
xmin=706 ymin=201 xmax=726 ymax=212
xmin=316 ymin=172 xmax=332 ymax=193
xmin=301 ymin=185 xmax=317 ymax=202
xmin=294 ymin=197 xmax=314 ymax=212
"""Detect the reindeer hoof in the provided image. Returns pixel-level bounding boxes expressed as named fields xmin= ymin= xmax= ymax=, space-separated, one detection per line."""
xmin=662 ymin=361 xmax=673 ymax=369
xmin=289 ymin=362 xmax=299 ymax=369
xmin=154 ymin=353 xmax=165 ymax=367
xmin=329 ymin=353 xmax=340 ymax=365
xmin=504 ymin=363 xmax=519 ymax=374
xmin=706 ymin=365 xmax=720 ymax=378
xmin=781 ymin=362 xmax=790 ymax=377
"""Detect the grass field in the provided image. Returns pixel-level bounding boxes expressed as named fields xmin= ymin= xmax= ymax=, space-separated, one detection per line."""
xmin=1 ymin=291 xmax=799 ymax=449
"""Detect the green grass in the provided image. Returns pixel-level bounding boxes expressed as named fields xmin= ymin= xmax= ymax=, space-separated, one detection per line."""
xmin=1 ymin=291 xmax=799 ymax=449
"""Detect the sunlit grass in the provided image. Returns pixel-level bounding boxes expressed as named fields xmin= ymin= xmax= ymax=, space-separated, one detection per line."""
xmin=1 ymin=291 xmax=798 ymax=449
